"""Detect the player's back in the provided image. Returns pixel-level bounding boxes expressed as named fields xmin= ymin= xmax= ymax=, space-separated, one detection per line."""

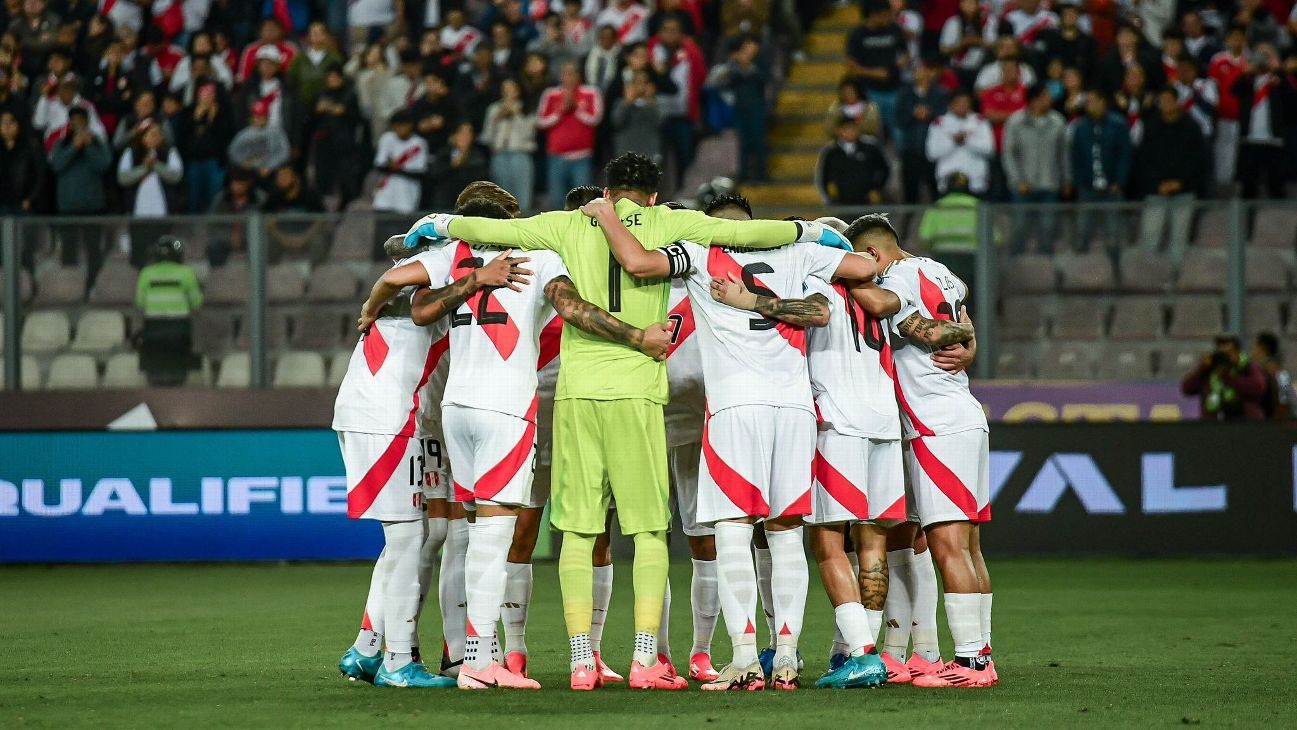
xmin=663 ymin=279 xmax=704 ymax=446
xmin=805 ymin=277 xmax=900 ymax=440
xmin=878 ymin=256 xmax=986 ymax=438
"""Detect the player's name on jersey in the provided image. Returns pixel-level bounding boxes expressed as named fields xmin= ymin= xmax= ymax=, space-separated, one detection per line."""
xmin=0 ymin=476 xmax=348 ymax=517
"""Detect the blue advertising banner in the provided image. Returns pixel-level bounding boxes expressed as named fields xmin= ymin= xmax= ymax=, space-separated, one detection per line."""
xmin=0 ymin=430 xmax=384 ymax=562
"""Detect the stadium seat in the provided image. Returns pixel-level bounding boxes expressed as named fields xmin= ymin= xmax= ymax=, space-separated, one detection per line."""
xmin=1251 ymin=208 xmax=1297 ymax=248
xmin=267 ymin=264 xmax=307 ymax=304
xmin=306 ymin=264 xmax=360 ymax=303
xmin=289 ymin=310 xmax=343 ymax=351
xmin=994 ymin=343 xmax=1035 ymax=379
xmin=1168 ymin=299 xmax=1224 ymax=339
xmin=45 ymin=353 xmax=99 ymax=389
xmin=1192 ymin=207 xmax=1230 ymax=248
xmin=999 ymin=255 xmax=1056 ymax=294
xmin=1059 ymin=251 xmax=1115 ymax=293
xmin=0 ymin=354 xmax=41 ymax=389
xmin=1156 ymin=342 xmax=1209 ymax=377
xmin=235 ymin=310 xmax=291 ymax=351
xmin=192 ymin=308 xmax=237 ymax=357
xmin=215 ymin=352 xmax=251 ymax=388
xmin=340 ymin=325 xmax=360 ymax=351
xmin=32 ymin=267 xmax=85 ymax=306
xmin=1109 ymin=297 xmax=1166 ymax=341
xmin=21 ymin=310 xmax=71 ymax=353
xmin=331 ymin=202 xmax=376 ymax=260
xmin=273 ymin=351 xmax=327 ymax=387
xmin=365 ymin=261 xmax=391 ymax=289
xmin=70 ymin=310 xmax=128 ymax=354
xmin=1097 ymin=344 xmax=1155 ymax=380
xmin=1245 ymin=249 xmax=1290 ymax=292
xmin=328 ymin=350 xmax=351 ymax=386
xmin=101 ymin=352 xmax=146 ymax=388
xmin=1037 ymin=342 xmax=1094 ymax=379
xmin=1176 ymin=250 xmax=1227 ymax=293
xmin=88 ymin=262 xmax=137 ymax=306
xmin=1051 ymin=297 xmax=1108 ymax=340
xmin=1248 ymin=297 xmax=1283 ymax=335
xmin=205 ymin=264 xmax=250 ymax=306
xmin=1118 ymin=250 xmax=1174 ymax=293
xmin=999 ymin=296 xmax=1049 ymax=340
xmin=0 ymin=267 xmax=35 ymax=304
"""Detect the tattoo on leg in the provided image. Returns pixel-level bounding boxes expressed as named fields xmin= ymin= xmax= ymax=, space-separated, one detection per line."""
xmin=858 ymin=557 xmax=889 ymax=611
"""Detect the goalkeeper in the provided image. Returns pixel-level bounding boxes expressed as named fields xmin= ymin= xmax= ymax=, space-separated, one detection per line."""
xmin=404 ymin=153 xmax=850 ymax=691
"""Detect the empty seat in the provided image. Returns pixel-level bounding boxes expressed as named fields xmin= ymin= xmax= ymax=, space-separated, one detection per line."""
xmin=1193 ymin=208 xmax=1230 ymax=248
xmin=331 ymin=204 xmax=376 ymax=260
xmin=999 ymin=296 xmax=1049 ymax=340
xmin=0 ymin=354 xmax=41 ymax=389
xmin=365 ymin=261 xmax=392 ymax=288
xmin=1156 ymin=342 xmax=1210 ymax=377
xmin=101 ymin=352 xmax=146 ymax=388
xmin=0 ymin=267 xmax=35 ymax=304
xmin=267 ymin=264 xmax=307 ymax=304
xmin=1037 ymin=342 xmax=1095 ymax=379
xmin=1168 ymin=299 xmax=1224 ymax=339
xmin=70 ymin=309 xmax=128 ymax=353
xmin=192 ymin=308 xmax=237 ymax=356
xmin=1118 ymin=250 xmax=1174 ymax=293
xmin=21 ymin=310 xmax=71 ymax=352
xmin=1248 ymin=297 xmax=1283 ymax=335
xmin=1059 ymin=252 xmax=1116 ymax=293
xmin=1251 ymin=208 xmax=1297 ymax=248
xmin=290 ymin=310 xmax=343 ymax=350
xmin=215 ymin=352 xmax=251 ymax=388
xmin=1000 ymin=255 xmax=1056 ymax=295
xmin=306 ymin=263 xmax=359 ymax=303
xmin=205 ymin=264 xmax=250 ymax=306
xmin=33 ymin=267 xmax=85 ymax=306
xmin=1097 ymin=344 xmax=1155 ymax=380
xmin=88 ymin=262 xmax=137 ymax=306
xmin=273 ymin=351 xmax=327 ymax=387
xmin=994 ymin=344 xmax=1034 ymax=379
xmin=328 ymin=350 xmax=352 ymax=386
xmin=1176 ymin=250 xmax=1227 ymax=293
xmin=235 ymin=310 xmax=291 ymax=351
xmin=45 ymin=353 xmax=98 ymax=389
xmin=1051 ymin=297 xmax=1108 ymax=340
xmin=1245 ymin=249 xmax=1290 ymax=292
xmin=1109 ymin=297 xmax=1166 ymax=340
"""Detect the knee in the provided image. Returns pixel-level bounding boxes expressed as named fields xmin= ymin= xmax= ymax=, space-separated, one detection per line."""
xmin=508 ymin=532 xmax=538 ymax=564
xmin=687 ymin=535 xmax=716 ymax=561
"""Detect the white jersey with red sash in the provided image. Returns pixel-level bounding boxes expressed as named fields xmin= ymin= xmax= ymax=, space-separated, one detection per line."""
xmin=664 ymin=279 xmax=703 ymax=447
xmin=372 ymin=131 xmax=428 ymax=214
xmin=595 ymin=2 xmax=648 ymax=44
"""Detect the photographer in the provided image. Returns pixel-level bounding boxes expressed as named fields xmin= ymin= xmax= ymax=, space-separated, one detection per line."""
xmin=1181 ymin=334 xmax=1269 ymax=421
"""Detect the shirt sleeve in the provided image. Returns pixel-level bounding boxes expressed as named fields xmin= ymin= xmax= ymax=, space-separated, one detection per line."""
xmin=536 ymin=251 xmax=571 ymax=289
xmin=660 ymin=208 xmax=799 ymax=249
xmin=447 ymin=211 xmax=566 ymax=251
xmin=876 ymin=266 xmax=919 ymax=333
xmin=411 ymin=246 xmax=453 ymax=286
xmin=798 ymin=241 xmax=848 ymax=283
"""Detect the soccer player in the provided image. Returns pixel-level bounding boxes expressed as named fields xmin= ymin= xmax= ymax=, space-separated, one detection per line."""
xmin=584 ymin=194 xmax=879 ymax=691
xmin=335 ymin=235 xmax=521 ymax=689
xmin=403 ymin=153 xmax=848 ymax=690
xmin=844 ymin=214 xmax=996 ymax=688
xmin=404 ymin=197 xmax=669 ymax=689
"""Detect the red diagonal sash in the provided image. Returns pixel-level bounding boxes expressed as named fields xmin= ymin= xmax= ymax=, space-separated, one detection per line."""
xmin=666 ymin=296 xmax=696 ymax=358
xmin=451 ymin=241 xmax=520 ymax=360
xmin=706 ymin=248 xmax=805 ymax=354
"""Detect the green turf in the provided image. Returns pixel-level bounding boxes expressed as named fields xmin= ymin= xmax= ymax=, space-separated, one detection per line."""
xmin=1 ymin=559 xmax=1295 ymax=727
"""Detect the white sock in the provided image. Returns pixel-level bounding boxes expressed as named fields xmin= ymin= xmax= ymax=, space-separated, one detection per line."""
xmin=590 ymin=563 xmax=613 ymax=654
xmin=355 ymin=545 xmax=388 ymax=657
xmin=414 ymin=516 xmax=447 ymax=658
xmin=945 ymin=593 xmax=984 ymax=658
xmin=380 ymin=520 xmax=426 ymax=668
xmin=656 ymin=579 xmax=672 ymax=661
xmin=864 ymin=608 xmax=883 ymax=651
xmin=439 ymin=518 xmax=469 ymax=664
xmin=463 ymin=515 xmax=516 ymax=670
xmin=882 ymin=548 xmax=913 ymax=659
xmin=570 ymin=633 xmax=594 ymax=670
xmin=833 ymin=602 xmax=872 ymax=657
xmin=830 ymin=550 xmax=861 ymax=656
xmin=910 ymin=547 xmax=941 ymax=663
xmin=754 ymin=546 xmax=775 ymax=649
xmin=981 ymin=592 xmax=993 ymax=654
xmin=766 ymin=528 xmax=807 ymax=668
xmin=715 ymin=522 xmax=759 ymax=667
xmin=689 ymin=558 xmax=719 ymax=656
xmin=502 ymin=562 xmax=533 ymax=656
xmin=633 ymin=631 xmax=658 ymax=666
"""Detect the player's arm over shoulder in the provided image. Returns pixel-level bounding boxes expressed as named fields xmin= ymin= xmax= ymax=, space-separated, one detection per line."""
xmin=543 ymin=274 xmax=669 ymax=360
xmin=711 ymin=271 xmax=831 ymax=327
xmin=447 ymin=210 xmax=570 ymax=251
xmin=662 ymin=207 xmax=801 ymax=250
xmin=586 ymin=199 xmax=676 ymax=278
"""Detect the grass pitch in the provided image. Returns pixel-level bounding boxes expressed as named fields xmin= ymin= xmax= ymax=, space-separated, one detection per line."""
xmin=1 ymin=559 xmax=1294 ymax=727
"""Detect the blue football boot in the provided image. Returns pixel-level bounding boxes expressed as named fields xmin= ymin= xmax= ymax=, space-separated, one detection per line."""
xmin=374 ymin=661 xmax=457 ymax=688
xmin=758 ymin=648 xmax=775 ymax=679
xmin=814 ymin=653 xmax=888 ymax=689
xmin=827 ymin=652 xmax=849 ymax=672
xmin=339 ymin=648 xmax=382 ymax=684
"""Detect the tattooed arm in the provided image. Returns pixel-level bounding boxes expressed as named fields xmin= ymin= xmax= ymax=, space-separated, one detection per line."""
xmin=544 ymin=275 xmax=671 ymax=361
xmin=896 ymin=310 xmax=975 ymax=348
xmin=409 ymin=275 xmax=482 ymax=327
xmin=362 ymin=249 xmax=532 ymax=330
xmin=709 ymin=272 xmax=832 ymax=327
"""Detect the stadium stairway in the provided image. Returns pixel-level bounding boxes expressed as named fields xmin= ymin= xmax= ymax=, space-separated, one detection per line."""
xmin=742 ymin=3 xmax=860 ymax=212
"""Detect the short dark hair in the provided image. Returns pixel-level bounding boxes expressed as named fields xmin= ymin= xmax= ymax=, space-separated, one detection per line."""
xmin=389 ymin=108 xmax=415 ymax=127
xmin=662 ymin=201 xmax=688 ymax=210
xmin=564 ymin=185 xmax=603 ymax=210
xmin=455 ymin=198 xmax=513 ymax=220
xmin=604 ymin=152 xmax=661 ymax=195
xmin=1256 ymin=332 xmax=1280 ymax=358
xmin=844 ymin=213 xmax=900 ymax=248
xmin=703 ymin=193 xmax=753 ymax=219
xmin=1027 ymin=82 xmax=1051 ymax=101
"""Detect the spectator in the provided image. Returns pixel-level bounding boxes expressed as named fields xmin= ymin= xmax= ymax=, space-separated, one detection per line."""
xmin=347 ymin=0 xmax=399 ymax=51
xmin=78 ymin=13 xmax=115 ymax=78
xmin=940 ymin=0 xmax=990 ymax=89
xmin=606 ymin=41 xmax=675 ymax=111
xmin=926 ymin=87 xmax=995 ymax=195
xmin=918 ymin=172 xmax=979 ymax=290
xmin=1068 ymin=91 xmax=1132 ymax=252
xmin=226 ymin=99 xmax=290 ymax=185
xmin=1002 ymin=83 xmax=1066 ymax=254
xmin=1134 ymin=87 xmax=1205 ymax=267
xmin=454 ymin=44 xmax=503 ymax=130
xmin=1099 ymin=23 xmax=1162 ymax=94
xmin=1174 ymin=55 xmax=1218 ymax=141
xmin=310 ymin=64 xmax=366 ymax=208
xmin=1113 ymin=63 xmax=1154 ymax=144
xmin=48 ymin=106 xmax=110 ymax=283
xmin=584 ymin=24 xmax=621 ymax=92
xmin=0 ymin=109 xmax=45 ymax=214
xmin=7 ymin=0 xmax=61 ymax=78
xmin=561 ymin=0 xmax=596 ymax=54
xmin=234 ymin=44 xmax=299 ymax=146
xmin=536 ymin=61 xmax=602 ymax=209
xmin=847 ymin=0 xmax=905 ymax=141
xmin=287 ymin=21 xmax=344 ymax=112
xmin=720 ymin=0 xmax=770 ymax=40
xmin=236 ymin=17 xmax=296 ymax=81
xmin=263 ymin=165 xmax=326 ymax=259
xmin=650 ymin=16 xmax=704 ymax=188
xmin=1181 ymin=11 xmax=1221 ymax=70
xmin=896 ymin=59 xmax=949 ymax=203
xmin=1236 ymin=0 xmax=1281 ymax=47
xmin=974 ymin=37 xmax=1037 ymax=91
xmin=596 ymin=0 xmax=649 ymax=45
xmin=372 ymin=109 xmax=428 ymax=218
xmin=174 ymin=81 xmax=234 ymax=213
xmin=1058 ymin=63 xmax=1087 ymax=118
xmin=30 ymin=47 xmax=74 ymax=107
xmin=1038 ymin=3 xmax=1097 ymax=80
xmin=135 ymin=236 xmax=202 ymax=386
xmin=206 ymin=171 xmax=266 ymax=265
xmin=978 ymin=56 xmax=1027 ymax=154
xmin=430 ymin=121 xmax=489 ymax=210
xmin=610 ymin=68 xmax=661 ymax=162
xmin=439 ymin=8 xmax=483 ymax=57
xmin=527 ymin=15 xmax=574 ymax=74
xmin=1233 ymin=43 xmax=1294 ymax=199
xmin=412 ymin=69 xmax=456 ymax=152
xmin=170 ymin=32 xmax=236 ymax=98
xmin=518 ymin=51 xmax=553 ymax=110
xmin=483 ymin=77 xmax=538 ymax=211
xmin=712 ymin=35 xmax=769 ymax=182
xmin=1182 ymin=334 xmax=1269 ymax=421
xmin=89 ymin=41 xmax=131 ymax=136
xmin=825 ymin=78 xmax=882 ymax=138
xmin=1209 ymin=25 xmax=1250 ymax=186
xmin=112 ymin=89 xmax=173 ymax=152
xmin=117 ymin=118 xmax=183 ymax=267
xmin=351 ymin=43 xmax=399 ymax=141
xmin=992 ymin=0 xmax=1058 ymax=69
xmin=651 ymin=0 xmax=700 ymax=37
xmin=32 ymin=72 xmax=106 ymax=148
xmin=816 ymin=115 xmax=888 ymax=206
xmin=1253 ymin=332 xmax=1293 ymax=419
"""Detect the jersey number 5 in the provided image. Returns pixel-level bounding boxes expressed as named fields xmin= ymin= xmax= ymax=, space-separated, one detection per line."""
xmin=742 ymin=263 xmax=777 ymax=331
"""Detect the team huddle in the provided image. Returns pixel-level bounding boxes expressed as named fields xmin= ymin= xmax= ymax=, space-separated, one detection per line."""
xmin=331 ymin=152 xmax=996 ymax=692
